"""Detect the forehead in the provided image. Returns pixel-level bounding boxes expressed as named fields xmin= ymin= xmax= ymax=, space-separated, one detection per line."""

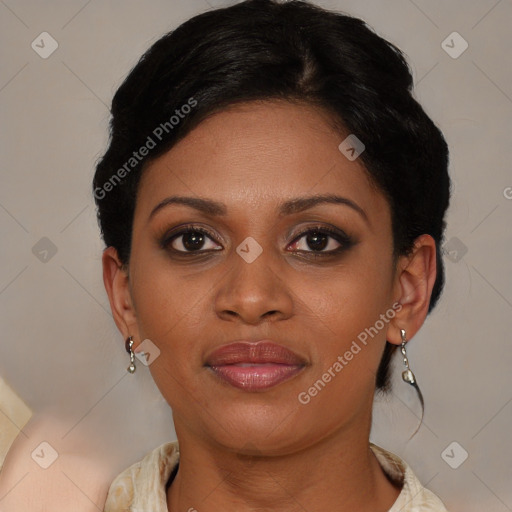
xmin=135 ymin=100 xmax=389 ymax=228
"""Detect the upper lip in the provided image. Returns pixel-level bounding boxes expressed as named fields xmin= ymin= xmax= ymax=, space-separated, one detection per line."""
xmin=205 ymin=340 xmax=307 ymax=366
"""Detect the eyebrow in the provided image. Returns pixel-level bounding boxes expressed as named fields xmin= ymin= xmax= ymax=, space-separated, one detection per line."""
xmin=148 ymin=193 xmax=369 ymax=224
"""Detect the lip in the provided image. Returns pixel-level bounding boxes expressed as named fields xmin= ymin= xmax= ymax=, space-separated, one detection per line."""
xmin=205 ymin=340 xmax=307 ymax=391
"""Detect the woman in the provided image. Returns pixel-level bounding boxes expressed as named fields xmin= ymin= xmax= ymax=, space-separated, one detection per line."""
xmin=94 ymin=0 xmax=451 ymax=510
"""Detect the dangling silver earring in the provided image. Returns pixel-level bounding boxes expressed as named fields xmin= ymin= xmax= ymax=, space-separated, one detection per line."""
xmin=125 ymin=335 xmax=136 ymax=373
xmin=400 ymin=328 xmax=424 ymax=438
xmin=400 ymin=328 xmax=416 ymax=385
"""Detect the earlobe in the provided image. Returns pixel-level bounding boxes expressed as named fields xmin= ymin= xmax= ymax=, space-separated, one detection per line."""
xmin=386 ymin=234 xmax=437 ymax=345
xmin=101 ymin=246 xmax=138 ymax=339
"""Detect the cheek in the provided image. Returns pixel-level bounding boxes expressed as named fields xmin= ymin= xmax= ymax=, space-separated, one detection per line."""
xmin=300 ymin=254 xmax=393 ymax=385
xmin=130 ymin=245 xmax=200 ymax=329
xmin=298 ymin=278 xmax=391 ymax=417
xmin=311 ymin=251 xmax=392 ymax=328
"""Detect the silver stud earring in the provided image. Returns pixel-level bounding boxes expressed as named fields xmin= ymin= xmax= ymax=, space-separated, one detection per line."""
xmin=125 ymin=335 xmax=136 ymax=373
xmin=400 ymin=328 xmax=416 ymax=385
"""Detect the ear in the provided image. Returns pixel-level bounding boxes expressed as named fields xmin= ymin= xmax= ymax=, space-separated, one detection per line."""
xmin=385 ymin=234 xmax=437 ymax=345
xmin=102 ymin=246 xmax=140 ymax=344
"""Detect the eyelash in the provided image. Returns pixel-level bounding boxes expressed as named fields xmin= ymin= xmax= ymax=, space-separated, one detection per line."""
xmin=160 ymin=224 xmax=354 ymax=258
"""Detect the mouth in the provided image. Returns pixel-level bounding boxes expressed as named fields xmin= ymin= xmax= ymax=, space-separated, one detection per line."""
xmin=204 ymin=340 xmax=307 ymax=391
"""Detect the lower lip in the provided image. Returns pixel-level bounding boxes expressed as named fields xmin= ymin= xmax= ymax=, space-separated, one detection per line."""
xmin=208 ymin=363 xmax=304 ymax=391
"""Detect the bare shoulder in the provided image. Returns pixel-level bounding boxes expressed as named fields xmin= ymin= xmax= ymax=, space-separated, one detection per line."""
xmin=0 ymin=414 xmax=115 ymax=511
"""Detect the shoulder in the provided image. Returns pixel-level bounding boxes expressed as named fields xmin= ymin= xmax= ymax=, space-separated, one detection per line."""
xmin=0 ymin=414 xmax=115 ymax=511
xmin=370 ymin=443 xmax=450 ymax=512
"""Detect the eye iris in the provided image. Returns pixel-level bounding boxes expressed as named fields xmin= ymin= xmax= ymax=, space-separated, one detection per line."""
xmin=182 ymin=231 xmax=205 ymax=251
xmin=171 ymin=229 xmax=339 ymax=253
xmin=306 ymin=231 xmax=328 ymax=251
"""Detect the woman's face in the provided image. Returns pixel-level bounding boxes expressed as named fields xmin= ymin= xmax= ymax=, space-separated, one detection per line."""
xmin=111 ymin=100 xmax=410 ymax=454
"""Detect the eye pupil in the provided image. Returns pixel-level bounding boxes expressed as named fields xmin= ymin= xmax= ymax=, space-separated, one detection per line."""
xmin=182 ymin=231 xmax=205 ymax=251
xmin=165 ymin=226 xmax=347 ymax=255
xmin=306 ymin=231 xmax=328 ymax=251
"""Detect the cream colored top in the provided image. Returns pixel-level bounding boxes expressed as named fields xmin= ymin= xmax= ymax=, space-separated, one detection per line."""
xmin=103 ymin=441 xmax=449 ymax=511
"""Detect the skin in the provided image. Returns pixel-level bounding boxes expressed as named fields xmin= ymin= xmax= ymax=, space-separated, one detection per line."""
xmin=103 ymin=100 xmax=437 ymax=512
xmin=0 ymin=415 xmax=114 ymax=511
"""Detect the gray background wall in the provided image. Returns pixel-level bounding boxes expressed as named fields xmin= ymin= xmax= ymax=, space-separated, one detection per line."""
xmin=0 ymin=0 xmax=511 ymax=510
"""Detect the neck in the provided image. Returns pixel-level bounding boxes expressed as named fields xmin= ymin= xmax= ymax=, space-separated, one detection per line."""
xmin=166 ymin=415 xmax=401 ymax=512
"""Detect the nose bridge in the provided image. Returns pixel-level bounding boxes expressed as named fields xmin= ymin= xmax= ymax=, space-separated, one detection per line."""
xmin=214 ymin=235 xmax=292 ymax=323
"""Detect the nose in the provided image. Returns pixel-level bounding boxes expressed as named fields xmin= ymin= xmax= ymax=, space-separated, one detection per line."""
xmin=214 ymin=243 xmax=294 ymax=325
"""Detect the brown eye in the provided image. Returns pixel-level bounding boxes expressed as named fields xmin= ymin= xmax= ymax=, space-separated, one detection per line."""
xmin=162 ymin=227 xmax=222 ymax=253
xmin=288 ymin=226 xmax=353 ymax=255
